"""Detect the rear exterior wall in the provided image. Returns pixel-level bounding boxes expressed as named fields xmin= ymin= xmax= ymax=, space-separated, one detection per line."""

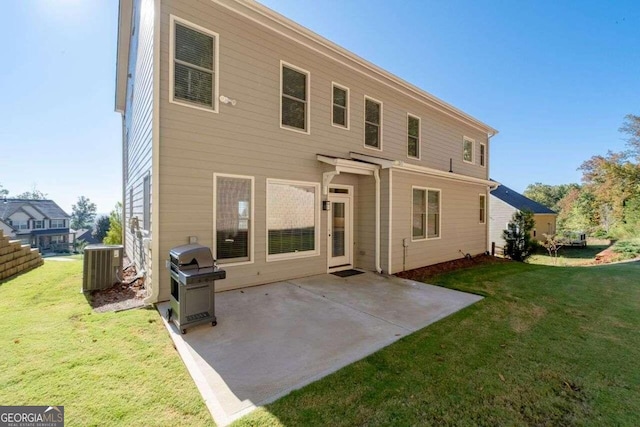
xmin=155 ymin=0 xmax=492 ymax=297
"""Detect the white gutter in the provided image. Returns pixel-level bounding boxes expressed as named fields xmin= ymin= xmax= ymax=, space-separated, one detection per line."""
xmin=374 ymin=168 xmax=381 ymax=274
xmin=350 ymin=152 xmax=499 ymax=189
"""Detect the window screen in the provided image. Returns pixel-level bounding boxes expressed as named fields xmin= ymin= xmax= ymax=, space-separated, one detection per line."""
xmin=428 ymin=190 xmax=440 ymax=238
xmin=365 ymin=98 xmax=381 ymax=148
xmin=408 ymin=115 xmax=420 ymax=158
xmin=412 ymin=188 xmax=426 ymax=239
xmin=332 ymin=85 xmax=348 ymax=127
xmin=216 ymin=176 xmax=252 ymax=262
xmin=281 ymin=66 xmax=308 ymax=130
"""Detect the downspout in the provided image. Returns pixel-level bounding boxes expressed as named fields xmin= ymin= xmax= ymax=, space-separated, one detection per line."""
xmin=121 ymin=115 xmax=127 ymax=255
xmin=374 ymin=168 xmax=381 ymax=273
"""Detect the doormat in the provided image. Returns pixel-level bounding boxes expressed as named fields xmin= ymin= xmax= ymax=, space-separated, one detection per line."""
xmin=331 ymin=269 xmax=365 ymax=278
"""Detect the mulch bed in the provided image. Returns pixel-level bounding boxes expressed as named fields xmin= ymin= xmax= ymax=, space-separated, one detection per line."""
xmin=89 ymin=260 xmax=146 ymax=313
xmin=395 ymin=254 xmax=509 ymax=282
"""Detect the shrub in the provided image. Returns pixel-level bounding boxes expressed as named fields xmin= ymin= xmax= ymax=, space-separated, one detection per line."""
xmin=502 ymin=210 xmax=535 ymax=262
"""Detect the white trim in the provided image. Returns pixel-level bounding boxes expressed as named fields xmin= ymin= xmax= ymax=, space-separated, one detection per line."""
xmin=479 ymin=141 xmax=486 ymax=168
xmin=327 ymin=184 xmax=354 ymax=270
xmin=426 ymin=188 xmax=442 ymax=240
xmin=145 ymin=0 xmax=161 ymax=305
xmin=279 ymin=60 xmax=310 ymax=134
xmin=407 ymin=112 xmax=421 ymax=160
xmin=410 ymin=186 xmax=427 ymax=242
xmin=479 ymin=193 xmax=487 ymax=224
xmin=388 ymin=168 xmax=393 ymax=274
xmin=213 ymin=173 xmax=255 ymax=267
xmin=463 ymin=136 xmax=475 ymax=164
xmin=330 ymin=82 xmax=350 ymax=130
xmin=364 ymin=96 xmax=383 ymax=151
xmin=169 ymin=15 xmax=219 ymax=113
xmin=349 ymin=152 xmax=499 ymax=188
xmin=206 ymin=0 xmax=498 ymax=136
xmin=266 ymin=178 xmax=320 ymax=261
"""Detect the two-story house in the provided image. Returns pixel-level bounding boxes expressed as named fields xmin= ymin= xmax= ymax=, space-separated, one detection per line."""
xmin=0 ymin=199 xmax=71 ymax=252
xmin=115 ymin=0 xmax=498 ymax=304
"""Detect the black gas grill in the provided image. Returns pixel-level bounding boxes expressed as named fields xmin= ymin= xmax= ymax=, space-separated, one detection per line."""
xmin=167 ymin=244 xmax=225 ymax=334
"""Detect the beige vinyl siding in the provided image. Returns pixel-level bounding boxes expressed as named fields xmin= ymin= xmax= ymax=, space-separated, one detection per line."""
xmin=489 ymin=195 xmax=517 ymax=250
xmin=532 ymin=214 xmax=557 ymax=241
xmin=390 ymin=171 xmax=488 ymax=273
xmin=124 ymin=0 xmax=154 ymax=274
xmin=152 ymin=0 xmax=493 ymax=295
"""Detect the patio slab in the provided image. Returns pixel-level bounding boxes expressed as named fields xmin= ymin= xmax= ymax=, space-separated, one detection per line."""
xmin=157 ymin=272 xmax=482 ymax=426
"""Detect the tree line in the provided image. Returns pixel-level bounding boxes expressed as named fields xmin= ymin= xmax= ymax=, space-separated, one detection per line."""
xmin=523 ymin=114 xmax=640 ymax=239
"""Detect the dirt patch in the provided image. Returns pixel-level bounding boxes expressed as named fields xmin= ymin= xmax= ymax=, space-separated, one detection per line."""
xmin=594 ymin=247 xmax=620 ymax=264
xmin=88 ymin=261 xmax=146 ymax=313
xmin=395 ymin=254 xmax=509 ymax=282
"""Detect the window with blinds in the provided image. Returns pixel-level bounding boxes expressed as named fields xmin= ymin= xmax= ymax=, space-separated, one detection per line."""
xmin=428 ymin=189 xmax=441 ymax=238
xmin=408 ymin=114 xmax=420 ymax=158
xmin=267 ymin=180 xmax=318 ymax=259
xmin=412 ymin=188 xmax=426 ymax=239
xmin=365 ymin=97 xmax=382 ymax=149
xmin=172 ymin=17 xmax=218 ymax=110
xmin=332 ymin=84 xmax=349 ymax=128
xmin=215 ymin=175 xmax=252 ymax=263
xmin=479 ymin=194 xmax=486 ymax=224
xmin=281 ymin=63 xmax=309 ymax=132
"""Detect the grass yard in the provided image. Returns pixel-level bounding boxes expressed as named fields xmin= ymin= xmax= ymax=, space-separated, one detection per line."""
xmin=527 ymin=239 xmax=611 ymax=266
xmin=0 ymin=260 xmax=213 ymax=426
xmin=235 ymin=260 xmax=640 ymax=426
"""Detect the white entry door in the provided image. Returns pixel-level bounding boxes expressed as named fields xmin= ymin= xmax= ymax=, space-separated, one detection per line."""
xmin=328 ymin=191 xmax=352 ymax=269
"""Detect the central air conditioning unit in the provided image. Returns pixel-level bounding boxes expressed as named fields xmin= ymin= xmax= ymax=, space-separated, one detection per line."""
xmin=82 ymin=244 xmax=124 ymax=291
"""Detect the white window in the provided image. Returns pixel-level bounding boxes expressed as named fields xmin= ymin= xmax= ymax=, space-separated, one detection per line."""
xmin=214 ymin=174 xmax=254 ymax=265
xmin=427 ymin=189 xmax=441 ymax=239
xmin=479 ymin=142 xmax=486 ymax=167
xmin=412 ymin=188 xmax=426 ymax=240
xmin=51 ymin=235 xmax=65 ymax=244
xmin=407 ymin=114 xmax=420 ymax=159
xmin=331 ymin=83 xmax=349 ymax=129
xmin=50 ymin=219 xmax=65 ymax=228
xmin=143 ymin=175 xmax=150 ymax=230
xmin=33 ymin=220 xmax=44 ymax=229
xmin=170 ymin=16 xmax=219 ymax=112
xmin=463 ymin=137 xmax=474 ymax=163
xmin=364 ymin=97 xmax=382 ymax=149
xmin=479 ymin=194 xmax=486 ymax=224
xmin=267 ymin=179 xmax=320 ymax=260
xmin=280 ymin=62 xmax=309 ymax=133
xmin=12 ymin=220 xmax=28 ymax=230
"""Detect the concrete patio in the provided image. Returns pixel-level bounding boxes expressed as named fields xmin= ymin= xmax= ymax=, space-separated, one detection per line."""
xmin=157 ymin=271 xmax=482 ymax=426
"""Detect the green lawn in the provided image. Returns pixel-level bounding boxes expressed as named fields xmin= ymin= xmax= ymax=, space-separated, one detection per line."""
xmin=235 ymin=260 xmax=640 ymax=426
xmin=0 ymin=260 xmax=213 ymax=426
xmin=528 ymin=239 xmax=611 ymax=266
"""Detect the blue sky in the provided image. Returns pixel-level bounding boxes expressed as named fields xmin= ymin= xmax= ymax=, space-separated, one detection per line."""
xmin=1 ymin=0 xmax=638 ymax=214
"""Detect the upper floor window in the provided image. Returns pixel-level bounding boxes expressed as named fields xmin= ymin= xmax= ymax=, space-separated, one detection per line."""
xmin=11 ymin=220 xmax=28 ymax=230
xmin=170 ymin=16 xmax=219 ymax=112
xmin=463 ymin=137 xmax=474 ymax=163
xmin=50 ymin=219 xmax=65 ymax=228
xmin=479 ymin=142 xmax=486 ymax=167
xmin=364 ymin=97 xmax=382 ymax=149
xmin=479 ymin=194 xmax=486 ymax=224
xmin=33 ymin=220 xmax=44 ymax=229
xmin=281 ymin=62 xmax=309 ymax=133
xmin=407 ymin=114 xmax=420 ymax=159
xmin=332 ymin=83 xmax=349 ymax=129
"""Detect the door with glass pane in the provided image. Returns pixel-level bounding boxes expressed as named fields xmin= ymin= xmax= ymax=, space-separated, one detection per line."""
xmin=328 ymin=193 xmax=352 ymax=268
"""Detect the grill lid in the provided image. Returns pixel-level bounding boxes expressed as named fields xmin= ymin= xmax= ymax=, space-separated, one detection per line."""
xmin=169 ymin=244 xmax=215 ymax=270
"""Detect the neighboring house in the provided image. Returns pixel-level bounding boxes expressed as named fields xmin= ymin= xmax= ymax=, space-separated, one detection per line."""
xmin=115 ymin=0 xmax=499 ymax=303
xmin=73 ymin=228 xmax=103 ymax=245
xmin=489 ymin=183 xmax=557 ymax=248
xmin=0 ymin=199 xmax=72 ymax=252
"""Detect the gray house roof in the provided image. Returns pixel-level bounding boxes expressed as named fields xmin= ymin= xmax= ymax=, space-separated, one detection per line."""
xmin=491 ymin=183 xmax=557 ymax=215
xmin=0 ymin=199 xmax=70 ymax=220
